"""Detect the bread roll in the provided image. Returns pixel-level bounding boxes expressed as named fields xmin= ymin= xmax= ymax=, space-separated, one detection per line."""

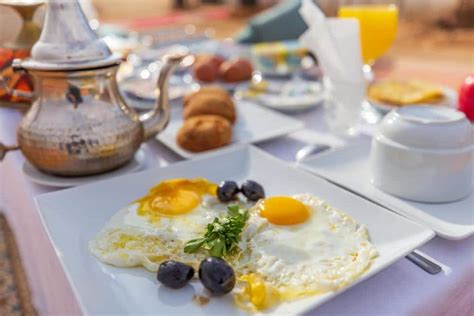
xmin=183 ymin=93 xmax=236 ymax=124
xmin=183 ymin=86 xmax=231 ymax=107
xmin=177 ymin=115 xmax=232 ymax=152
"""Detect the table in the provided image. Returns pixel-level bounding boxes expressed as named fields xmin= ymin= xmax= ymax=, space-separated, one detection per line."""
xmin=1 ymin=2 xmax=474 ymax=314
xmin=1 ymin=101 xmax=474 ymax=315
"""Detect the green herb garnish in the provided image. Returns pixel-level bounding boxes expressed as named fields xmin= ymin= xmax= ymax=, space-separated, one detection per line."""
xmin=184 ymin=205 xmax=249 ymax=257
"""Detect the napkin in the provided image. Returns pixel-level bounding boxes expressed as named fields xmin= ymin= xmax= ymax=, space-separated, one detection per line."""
xmin=236 ymin=0 xmax=307 ymax=43
xmin=298 ymin=0 xmax=366 ymax=134
xmin=299 ymin=0 xmax=364 ymax=83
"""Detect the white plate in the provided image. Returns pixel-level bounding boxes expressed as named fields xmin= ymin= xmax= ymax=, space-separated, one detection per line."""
xmin=299 ymin=139 xmax=474 ymax=240
xmin=369 ymin=86 xmax=458 ymax=114
xmin=196 ymin=79 xmax=250 ymax=92
xmin=235 ymin=81 xmax=324 ymax=113
xmin=255 ymin=93 xmax=324 ymax=113
xmin=120 ymin=75 xmax=196 ymax=110
xmin=157 ymin=100 xmax=304 ymax=159
xmin=23 ymin=149 xmax=146 ymax=188
xmin=35 ymin=145 xmax=434 ymax=315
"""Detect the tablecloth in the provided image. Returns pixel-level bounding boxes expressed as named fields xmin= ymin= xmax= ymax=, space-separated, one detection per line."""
xmin=1 ymin=106 xmax=473 ymax=316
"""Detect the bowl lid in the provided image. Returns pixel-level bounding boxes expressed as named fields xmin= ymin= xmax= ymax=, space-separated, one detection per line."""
xmin=24 ymin=0 xmax=120 ymax=70
xmin=377 ymin=106 xmax=474 ymax=150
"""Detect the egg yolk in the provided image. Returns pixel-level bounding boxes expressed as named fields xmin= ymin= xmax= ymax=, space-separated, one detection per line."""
xmin=150 ymin=190 xmax=201 ymax=216
xmin=236 ymin=274 xmax=280 ymax=311
xmin=240 ymin=274 xmax=267 ymax=309
xmin=136 ymin=178 xmax=217 ymax=221
xmin=258 ymin=196 xmax=310 ymax=225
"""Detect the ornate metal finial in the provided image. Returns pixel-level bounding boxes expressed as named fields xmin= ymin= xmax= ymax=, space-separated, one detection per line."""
xmin=19 ymin=0 xmax=121 ymax=71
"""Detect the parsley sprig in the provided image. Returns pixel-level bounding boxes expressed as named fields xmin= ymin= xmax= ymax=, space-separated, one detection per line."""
xmin=184 ymin=205 xmax=249 ymax=257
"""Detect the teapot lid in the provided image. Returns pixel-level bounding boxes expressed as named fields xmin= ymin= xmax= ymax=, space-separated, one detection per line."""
xmin=20 ymin=0 xmax=121 ymax=71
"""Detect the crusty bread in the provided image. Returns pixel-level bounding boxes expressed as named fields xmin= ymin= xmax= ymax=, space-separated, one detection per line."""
xmin=183 ymin=93 xmax=236 ymax=124
xmin=176 ymin=115 xmax=232 ymax=152
xmin=183 ymin=86 xmax=231 ymax=107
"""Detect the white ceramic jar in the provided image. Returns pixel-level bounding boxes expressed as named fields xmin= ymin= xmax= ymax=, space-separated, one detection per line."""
xmin=371 ymin=106 xmax=474 ymax=203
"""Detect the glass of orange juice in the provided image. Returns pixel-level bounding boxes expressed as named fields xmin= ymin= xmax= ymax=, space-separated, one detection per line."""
xmin=337 ymin=1 xmax=398 ymax=124
xmin=338 ymin=1 xmax=398 ymax=72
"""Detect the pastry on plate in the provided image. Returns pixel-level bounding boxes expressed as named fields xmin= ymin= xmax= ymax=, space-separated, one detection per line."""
xmin=183 ymin=86 xmax=231 ymax=107
xmin=184 ymin=93 xmax=236 ymax=124
xmin=176 ymin=115 xmax=232 ymax=152
xmin=367 ymin=80 xmax=445 ymax=106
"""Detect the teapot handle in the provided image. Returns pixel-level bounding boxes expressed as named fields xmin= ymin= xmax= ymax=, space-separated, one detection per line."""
xmin=0 ymin=142 xmax=20 ymax=161
xmin=138 ymin=53 xmax=187 ymax=140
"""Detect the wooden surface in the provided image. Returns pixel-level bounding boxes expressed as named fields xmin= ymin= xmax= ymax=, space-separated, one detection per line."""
xmin=377 ymin=21 xmax=474 ymax=89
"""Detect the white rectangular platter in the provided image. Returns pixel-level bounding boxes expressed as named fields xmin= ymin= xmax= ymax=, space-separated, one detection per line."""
xmin=157 ymin=100 xmax=304 ymax=159
xmin=36 ymin=145 xmax=434 ymax=315
xmin=299 ymin=140 xmax=474 ymax=240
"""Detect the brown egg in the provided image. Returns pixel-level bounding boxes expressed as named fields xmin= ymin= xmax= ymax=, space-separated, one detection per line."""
xmin=177 ymin=115 xmax=232 ymax=152
xmin=183 ymin=94 xmax=236 ymax=124
xmin=193 ymin=60 xmax=218 ymax=82
xmin=218 ymin=58 xmax=253 ymax=83
xmin=207 ymin=55 xmax=225 ymax=70
xmin=218 ymin=62 xmax=241 ymax=83
xmin=233 ymin=58 xmax=253 ymax=78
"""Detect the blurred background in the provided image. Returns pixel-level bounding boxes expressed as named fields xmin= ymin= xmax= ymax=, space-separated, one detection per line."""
xmin=1 ymin=0 xmax=472 ymax=89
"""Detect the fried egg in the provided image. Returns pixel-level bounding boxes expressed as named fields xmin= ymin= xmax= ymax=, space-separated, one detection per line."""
xmin=90 ymin=179 xmax=377 ymax=313
xmin=234 ymin=194 xmax=378 ymax=311
xmin=89 ymin=178 xmax=240 ymax=271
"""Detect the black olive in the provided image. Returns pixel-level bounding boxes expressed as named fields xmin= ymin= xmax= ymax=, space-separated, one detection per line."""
xmin=241 ymin=180 xmax=265 ymax=201
xmin=199 ymin=257 xmax=235 ymax=295
xmin=157 ymin=260 xmax=194 ymax=289
xmin=217 ymin=181 xmax=240 ymax=202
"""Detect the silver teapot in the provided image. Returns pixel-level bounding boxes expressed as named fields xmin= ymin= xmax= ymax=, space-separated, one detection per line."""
xmin=0 ymin=0 xmax=185 ymax=176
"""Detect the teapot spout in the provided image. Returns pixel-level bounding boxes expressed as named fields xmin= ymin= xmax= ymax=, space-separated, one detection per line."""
xmin=139 ymin=53 xmax=186 ymax=140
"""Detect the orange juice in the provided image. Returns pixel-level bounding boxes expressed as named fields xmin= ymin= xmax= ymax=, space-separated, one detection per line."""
xmin=338 ymin=4 xmax=398 ymax=64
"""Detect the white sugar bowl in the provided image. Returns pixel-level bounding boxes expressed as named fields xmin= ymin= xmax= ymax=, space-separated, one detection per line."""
xmin=370 ymin=106 xmax=474 ymax=203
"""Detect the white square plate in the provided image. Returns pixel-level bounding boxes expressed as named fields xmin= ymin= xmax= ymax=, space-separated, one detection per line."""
xmin=36 ymin=145 xmax=434 ymax=315
xmin=299 ymin=139 xmax=474 ymax=240
xmin=156 ymin=100 xmax=304 ymax=158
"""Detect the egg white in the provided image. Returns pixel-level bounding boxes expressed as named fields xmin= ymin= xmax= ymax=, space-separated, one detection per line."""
xmin=89 ymin=196 xmax=245 ymax=271
xmin=90 ymin=191 xmax=377 ymax=312
xmin=235 ymin=194 xmax=378 ymax=308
